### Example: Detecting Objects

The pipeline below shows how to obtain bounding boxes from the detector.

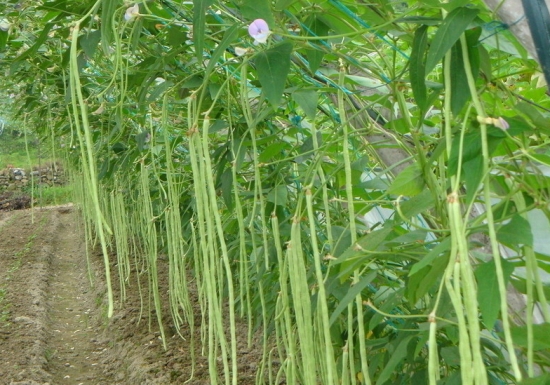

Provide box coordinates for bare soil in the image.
[0,207,263,385]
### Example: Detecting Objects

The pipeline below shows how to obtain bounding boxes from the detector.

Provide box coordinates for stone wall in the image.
[0,162,67,192]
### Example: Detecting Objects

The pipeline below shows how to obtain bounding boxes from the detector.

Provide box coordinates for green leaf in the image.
[497,214,533,248]
[519,373,550,385]
[275,0,300,10]
[410,25,428,110]
[0,30,8,52]
[147,81,173,103]
[510,323,550,351]
[220,168,233,210]
[101,0,118,55]
[259,141,289,162]
[463,154,483,204]
[440,346,461,366]
[375,336,415,385]
[14,23,54,62]
[238,0,274,25]
[406,240,450,304]
[399,189,435,219]
[531,153,550,167]
[193,0,215,61]
[516,102,550,135]
[475,258,514,329]
[409,238,451,276]
[255,41,293,107]
[387,163,425,196]
[266,185,288,206]
[333,226,392,266]
[329,271,376,326]
[425,7,479,74]
[292,90,318,119]
[79,30,101,58]
[305,15,329,73]
[449,27,481,115]
[331,226,352,258]
[205,24,239,79]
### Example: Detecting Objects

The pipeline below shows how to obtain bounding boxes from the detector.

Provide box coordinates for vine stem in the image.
[459,34,522,382]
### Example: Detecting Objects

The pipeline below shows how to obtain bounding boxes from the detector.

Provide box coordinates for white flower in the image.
[477,116,509,130]
[494,116,509,130]
[234,47,248,56]
[248,19,271,45]
[0,19,10,32]
[124,4,140,21]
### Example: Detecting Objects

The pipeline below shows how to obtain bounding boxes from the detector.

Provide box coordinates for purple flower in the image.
[248,19,270,44]
[495,117,509,130]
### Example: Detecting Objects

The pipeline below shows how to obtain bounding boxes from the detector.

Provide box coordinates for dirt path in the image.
[46,208,111,384]
[0,207,115,385]
[0,207,263,385]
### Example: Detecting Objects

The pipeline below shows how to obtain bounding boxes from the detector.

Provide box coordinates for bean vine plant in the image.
[1,0,550,384]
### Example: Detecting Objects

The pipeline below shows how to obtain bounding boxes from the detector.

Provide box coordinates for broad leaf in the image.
[305,15,330,73]
[255,41,293,107]
[425,7,479,74]
[387,163,425,196]
[238,0,275,25]
[497,214,533,248]
[266,185,288,206]
[510,323,550,351]
[449,27,481,116]
[80,30,101,58]
[193,0,215,61]
[399,189,435,219]
[375,336,415,385]
[292,90,318,119]
[519,374,550,385]
[410,25,428,110]
[329,271,376,326]
[475,258,514,329]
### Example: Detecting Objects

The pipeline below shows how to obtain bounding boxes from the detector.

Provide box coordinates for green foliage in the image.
[1,0,550,383]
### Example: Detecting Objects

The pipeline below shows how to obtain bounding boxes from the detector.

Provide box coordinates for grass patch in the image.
[26,185,73,207]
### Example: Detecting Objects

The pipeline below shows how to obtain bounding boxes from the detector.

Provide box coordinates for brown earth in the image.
[0,207,264,385]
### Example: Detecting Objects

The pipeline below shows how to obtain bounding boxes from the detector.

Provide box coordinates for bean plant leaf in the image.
[0,30,7,52]
[193,0,216,61]
[519,373,550,385]
[449,27,481,116]
[406,240,450,304]
[410,25,428,110]
[80,30,101,58]
[292,90,318,119]
[100,0,118,55]
[475,258,514,329]
[399,189,435,219]
[14,23,54,62]
[329,271,376,326]
[238,0,275,25]
[220,168,233,210]
[375,336,415,385]
[515,101,550,134]
[425,7,479,74]
[255,41,293,107]
[205,24,239,79]
[266,185,288,206]
[510,323,550,351]
[497,214,533,248]
[387,163,425,196]
[305,15,330,73]
[463,154,483,204]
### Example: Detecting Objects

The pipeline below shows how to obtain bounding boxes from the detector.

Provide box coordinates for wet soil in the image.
[0,207,263,385]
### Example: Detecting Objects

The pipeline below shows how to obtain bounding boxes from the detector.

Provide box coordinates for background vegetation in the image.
[1,0,550,384]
